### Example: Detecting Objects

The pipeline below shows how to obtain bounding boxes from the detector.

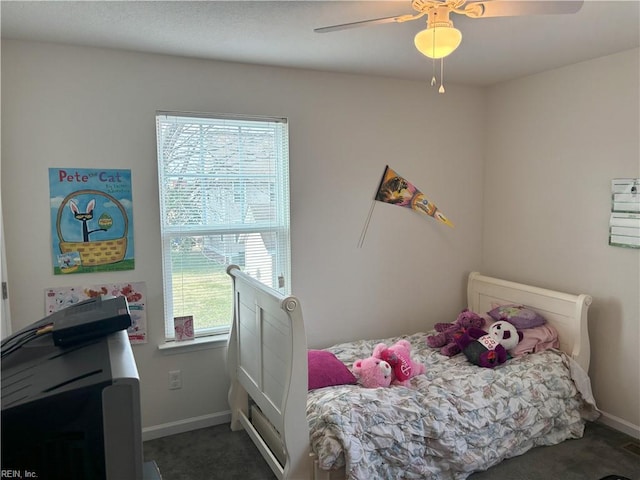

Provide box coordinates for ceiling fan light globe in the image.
[414,26,462,59]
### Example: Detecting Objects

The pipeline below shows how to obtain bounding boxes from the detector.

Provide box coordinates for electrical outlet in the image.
[168,370,182,390]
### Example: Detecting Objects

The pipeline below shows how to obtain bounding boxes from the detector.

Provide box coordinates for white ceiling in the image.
[1,0,639,87]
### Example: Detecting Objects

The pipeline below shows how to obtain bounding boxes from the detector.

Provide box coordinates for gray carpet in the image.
[143,421,639,480]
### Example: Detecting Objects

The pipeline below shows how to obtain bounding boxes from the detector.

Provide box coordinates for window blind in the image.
[156,112,291,339]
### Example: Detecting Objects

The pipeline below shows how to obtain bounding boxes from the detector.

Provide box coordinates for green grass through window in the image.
[171,259,233,330]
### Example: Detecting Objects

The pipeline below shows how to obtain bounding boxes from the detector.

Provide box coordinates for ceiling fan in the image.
[315,0,584,92]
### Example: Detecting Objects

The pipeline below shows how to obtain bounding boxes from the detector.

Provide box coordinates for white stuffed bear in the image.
[488,320,521,351]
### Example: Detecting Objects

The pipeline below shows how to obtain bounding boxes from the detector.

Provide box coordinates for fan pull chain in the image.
[431,59,437,86]
[428,58,446,93]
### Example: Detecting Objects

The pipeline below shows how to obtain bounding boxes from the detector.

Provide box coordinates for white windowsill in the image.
[158,334,229,355]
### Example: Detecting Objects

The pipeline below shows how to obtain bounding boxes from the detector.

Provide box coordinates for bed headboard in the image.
[467,272,592,372]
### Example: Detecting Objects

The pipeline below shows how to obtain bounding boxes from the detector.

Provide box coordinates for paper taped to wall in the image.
[610,178,640,248]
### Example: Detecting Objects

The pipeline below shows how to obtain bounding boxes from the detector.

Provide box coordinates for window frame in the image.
[155,111,291,341]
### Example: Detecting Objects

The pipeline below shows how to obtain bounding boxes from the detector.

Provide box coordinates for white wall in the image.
[484,48,640,434]
[1,40,485,432]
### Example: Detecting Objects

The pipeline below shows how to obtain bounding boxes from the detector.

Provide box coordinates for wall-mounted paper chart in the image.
[609,178,640,249]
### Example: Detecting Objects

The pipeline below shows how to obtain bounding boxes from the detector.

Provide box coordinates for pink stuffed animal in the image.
[426,309,486,357]
[373,340,426,386]
[352,356,393,388]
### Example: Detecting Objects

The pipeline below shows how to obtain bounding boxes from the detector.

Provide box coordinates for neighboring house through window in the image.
[156,112,291,340]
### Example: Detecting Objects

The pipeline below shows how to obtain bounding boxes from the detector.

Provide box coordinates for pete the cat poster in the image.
[49,168,135,275]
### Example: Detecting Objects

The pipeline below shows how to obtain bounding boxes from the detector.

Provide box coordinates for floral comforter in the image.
[307,332,598,480]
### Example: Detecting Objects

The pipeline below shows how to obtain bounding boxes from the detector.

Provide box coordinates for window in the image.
[156,112,291,340]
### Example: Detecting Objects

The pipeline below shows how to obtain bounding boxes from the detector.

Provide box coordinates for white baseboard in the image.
[142,409,640,443]
[142,411,231,442]
[597,410,640,439]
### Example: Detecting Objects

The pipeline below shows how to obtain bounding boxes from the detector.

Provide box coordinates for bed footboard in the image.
[226,265,312,479]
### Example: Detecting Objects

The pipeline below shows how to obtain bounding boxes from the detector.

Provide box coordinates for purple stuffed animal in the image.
[426,309,486,356]
[455,321,523,368]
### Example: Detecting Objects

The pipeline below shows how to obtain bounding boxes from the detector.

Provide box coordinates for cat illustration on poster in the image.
[69,198,106,242]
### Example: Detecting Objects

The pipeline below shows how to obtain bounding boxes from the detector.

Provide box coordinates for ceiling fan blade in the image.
[465,0,584,18]
[314,13,416,33]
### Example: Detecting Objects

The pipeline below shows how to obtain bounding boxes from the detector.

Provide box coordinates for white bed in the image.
[225,267,595,480]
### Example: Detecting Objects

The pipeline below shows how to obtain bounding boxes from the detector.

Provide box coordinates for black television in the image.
[1,296,144,480]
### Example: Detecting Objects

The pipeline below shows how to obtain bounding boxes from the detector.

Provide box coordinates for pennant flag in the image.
[374,165,454,228]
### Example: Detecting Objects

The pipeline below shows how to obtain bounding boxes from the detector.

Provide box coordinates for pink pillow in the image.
[308,350,357,390]
[510,324,559,356]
